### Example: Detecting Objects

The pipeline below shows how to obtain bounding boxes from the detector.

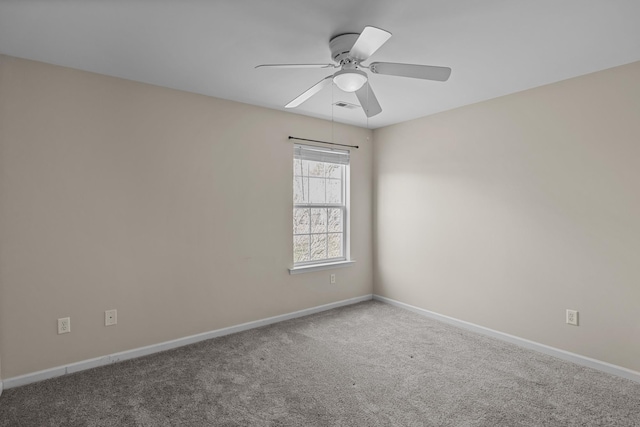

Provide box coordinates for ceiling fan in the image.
[256,26,451,118]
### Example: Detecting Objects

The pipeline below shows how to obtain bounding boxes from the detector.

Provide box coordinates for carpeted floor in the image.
[1,300,639,426]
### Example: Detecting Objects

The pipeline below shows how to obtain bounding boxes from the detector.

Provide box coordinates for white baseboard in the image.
[373,295,640,384]
[0,379,3,397]
[3,294,373,390]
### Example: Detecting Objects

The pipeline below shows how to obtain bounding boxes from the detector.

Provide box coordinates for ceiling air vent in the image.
[333,101,360,110]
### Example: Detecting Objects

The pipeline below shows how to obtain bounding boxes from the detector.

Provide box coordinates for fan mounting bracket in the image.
[329,33,360,64]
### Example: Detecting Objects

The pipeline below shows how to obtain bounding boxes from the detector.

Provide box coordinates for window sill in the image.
[288,260,356,275]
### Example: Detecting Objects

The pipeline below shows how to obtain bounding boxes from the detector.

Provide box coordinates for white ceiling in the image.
[1,1,639,129]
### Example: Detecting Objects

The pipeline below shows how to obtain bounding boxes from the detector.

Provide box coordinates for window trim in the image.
[288,260,356,275]
[292,143,351,269]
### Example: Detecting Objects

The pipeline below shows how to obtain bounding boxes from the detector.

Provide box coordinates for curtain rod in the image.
[288,136,359,149]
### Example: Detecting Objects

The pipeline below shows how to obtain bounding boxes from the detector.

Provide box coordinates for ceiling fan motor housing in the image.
[329,33,360,64]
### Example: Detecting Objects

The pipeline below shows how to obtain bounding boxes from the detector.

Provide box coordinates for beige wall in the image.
[2,53,638,382]
[373,61,640,372]
[0,55,373,379]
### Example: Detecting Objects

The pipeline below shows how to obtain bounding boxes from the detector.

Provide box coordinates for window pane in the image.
[328,233,343,259]
[310,234,327,260]
[294,235,310,263]
[309,177,326,204]
[328,208,342,232]
[326,178,342,204]
[310,208,327,233]
[308,161,324,177]
[326,163,342,179]
[294,159,308,177]
[293,208,310,234]
[294,176,309,203]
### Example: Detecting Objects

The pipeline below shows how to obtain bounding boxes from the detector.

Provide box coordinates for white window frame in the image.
[290,144,354,274]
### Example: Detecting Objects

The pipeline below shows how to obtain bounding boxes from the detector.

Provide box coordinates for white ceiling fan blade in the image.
[285,76,333,108]
[255,64,335,69]
[355,82,382,117]
[369,62,452,81]
[349,26,392,62]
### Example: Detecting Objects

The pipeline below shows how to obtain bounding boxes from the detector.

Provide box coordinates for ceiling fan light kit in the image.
[332,69,367,92]
[257,26,451,118]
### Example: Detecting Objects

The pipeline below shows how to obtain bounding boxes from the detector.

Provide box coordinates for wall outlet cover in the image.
[105,309,117,326]
[58,317,71,334]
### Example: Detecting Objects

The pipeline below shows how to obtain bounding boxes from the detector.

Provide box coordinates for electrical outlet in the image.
[58,317,71,334]
[105,309,117,326]
[566,309,579,326]
[330,274,336,284]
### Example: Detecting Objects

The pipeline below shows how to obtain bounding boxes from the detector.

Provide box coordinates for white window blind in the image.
[293,144,350,165]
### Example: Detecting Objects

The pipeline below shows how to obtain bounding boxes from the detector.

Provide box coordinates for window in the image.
[293,144,349,267]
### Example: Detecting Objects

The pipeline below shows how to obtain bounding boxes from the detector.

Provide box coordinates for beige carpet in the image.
[1,300,639,426]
